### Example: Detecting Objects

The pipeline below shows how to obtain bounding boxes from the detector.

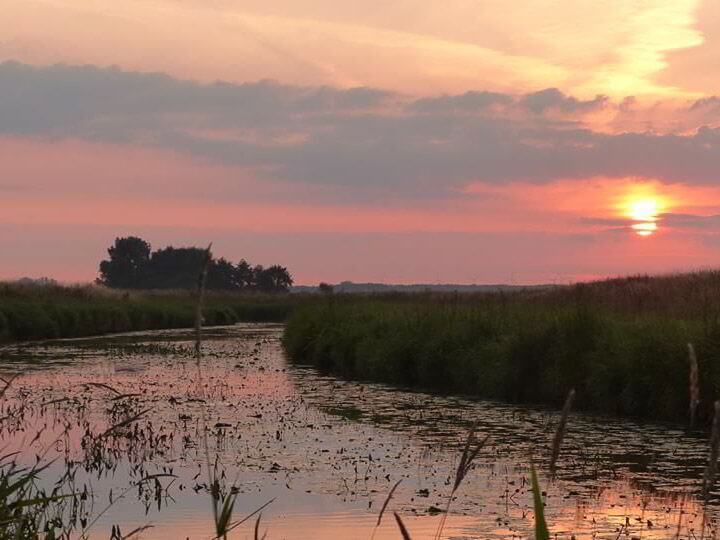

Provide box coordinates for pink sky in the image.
[2,1,720,284]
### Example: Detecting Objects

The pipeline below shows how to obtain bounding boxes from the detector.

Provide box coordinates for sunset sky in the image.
[2,0,720,284]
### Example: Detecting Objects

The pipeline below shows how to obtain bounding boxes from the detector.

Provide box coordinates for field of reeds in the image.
[0,281,307,343]
[283,270,720,423]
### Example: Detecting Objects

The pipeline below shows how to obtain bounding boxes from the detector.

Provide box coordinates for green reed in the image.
[0,282,306,343]
[284,295,720,423]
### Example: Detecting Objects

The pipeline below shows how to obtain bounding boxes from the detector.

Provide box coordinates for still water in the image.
[0,324,717,539]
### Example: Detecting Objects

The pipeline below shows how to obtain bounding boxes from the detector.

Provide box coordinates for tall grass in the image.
[284,275,720,422]
[0,282,308,343]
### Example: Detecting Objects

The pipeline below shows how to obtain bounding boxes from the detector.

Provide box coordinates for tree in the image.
[97,237,293,292]
[145,247,209,289]
[236,259,255,289]
[255,265,293,293]
[98,237,151,289]
[206,257,241,290]
[318,282,334,294]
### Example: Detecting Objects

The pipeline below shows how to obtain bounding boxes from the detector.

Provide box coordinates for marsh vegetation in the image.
[284,271,720,423]
[0,282,303,342]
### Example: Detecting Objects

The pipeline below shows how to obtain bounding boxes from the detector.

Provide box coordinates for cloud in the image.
[2,61,720,198]
[407,87,608,116]
[581,212,720,235]
[520,88,608,114]
[0,61,392,131]
[661,213,720,229]
[690,96,720,111]
[408,91,513,114]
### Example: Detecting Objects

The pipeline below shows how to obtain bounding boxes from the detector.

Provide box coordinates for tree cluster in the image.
[98,237,293,292]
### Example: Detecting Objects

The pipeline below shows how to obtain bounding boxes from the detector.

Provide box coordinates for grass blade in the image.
[702,401,720,502]
[531,464,549,540]
[98,408,152,439]
[394,512,413,540]
[550,389,575,477]
[377,479,402,527]
[371,479,402,540]
[122,525,154,539]
[689,344,700,428]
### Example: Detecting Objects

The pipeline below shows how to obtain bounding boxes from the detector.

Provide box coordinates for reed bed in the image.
[0,282,307,343]
[283,291,720,423]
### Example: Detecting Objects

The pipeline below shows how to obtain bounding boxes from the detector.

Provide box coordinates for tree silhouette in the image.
[145,247,209,289]
[318,282,334,294]
[98,237,151,289]
[207,258,242,290]
[236,259,255,289]
[255,265,293,293]
[98,237,293,292]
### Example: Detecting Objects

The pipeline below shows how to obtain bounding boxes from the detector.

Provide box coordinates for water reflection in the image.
[0,325,717,539]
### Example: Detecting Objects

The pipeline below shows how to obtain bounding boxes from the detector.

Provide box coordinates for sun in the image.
[620,189,668,237]
[628,198,661,222]
[627,198,662,237]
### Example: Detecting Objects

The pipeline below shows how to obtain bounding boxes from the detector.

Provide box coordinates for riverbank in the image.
[0,282,305,342]
[283,271,720,423]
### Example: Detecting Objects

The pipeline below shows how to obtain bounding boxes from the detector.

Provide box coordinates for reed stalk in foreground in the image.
[394,512,413,540]
[371,479,402,540]
[254,513,267,540]
[689,344,700,428]
[434,424,488,540]
[550,389,575,477]
[109,524,154,539]
[190,243,229,538]
[194,244,213,360]
[530,465,550,540]
[189,244,277,539]
[702,401,720,503]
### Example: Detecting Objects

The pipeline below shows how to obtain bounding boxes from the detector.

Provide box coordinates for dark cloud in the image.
[582,213,720,234]
[408,91,513,114]
[520,88,608,114]
[690,96,720,111]
[2,61,720,196]
[580,217,631,227]
[660,213,720,229]
[407,88,606,116]
[0,61,392,134]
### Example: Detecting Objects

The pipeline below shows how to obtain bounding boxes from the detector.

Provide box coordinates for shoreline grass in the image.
[283,271,720,424]
[0,282,306,343]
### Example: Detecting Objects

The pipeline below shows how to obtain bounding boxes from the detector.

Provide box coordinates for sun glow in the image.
[631,221,658,237]
[622,192,667,237]
[628,198,661,222]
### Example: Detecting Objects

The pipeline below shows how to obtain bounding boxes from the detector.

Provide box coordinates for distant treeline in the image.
[292,281,554,294]
[98,237,292,292]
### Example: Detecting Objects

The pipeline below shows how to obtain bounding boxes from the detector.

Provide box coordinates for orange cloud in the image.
[0,0,708,99]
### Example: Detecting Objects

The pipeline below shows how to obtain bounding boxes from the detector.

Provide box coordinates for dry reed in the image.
[371,479,402,540]
[530,464,550,540]
[689,344,700,428]
[434,424,488,540]
[702,401,720,503]
[394,512,413,540]
[194,244,213,359]
[550,389,575,477]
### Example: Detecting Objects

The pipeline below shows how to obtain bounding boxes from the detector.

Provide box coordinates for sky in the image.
[2,0,720,285]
